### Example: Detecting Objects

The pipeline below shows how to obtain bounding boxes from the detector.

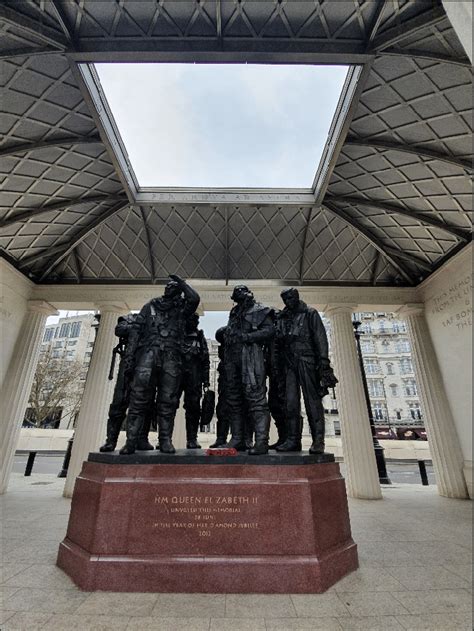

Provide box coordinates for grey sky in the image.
[95,63,348,188]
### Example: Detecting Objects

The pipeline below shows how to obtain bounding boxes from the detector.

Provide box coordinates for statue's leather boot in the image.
[137,439,154,451]
[276,415,301,452]
[249,413,270,455]
[100,419,121,451]
[137,415,154,450]
[160,439,176,454]
[99,441,116,452]
[308,416,325,455]
[248,442,268,456]
[209,437,227,448]
[226,438,247,451]
[276,439,302,452]
[309,441,325,455]
[186,417,201,449]
[186,439,201,449]
[159,417,176,454]
[227,416,247,451]
[119,414,141,455]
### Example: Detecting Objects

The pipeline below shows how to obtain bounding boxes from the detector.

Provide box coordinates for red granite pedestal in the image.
[57,451,358,593]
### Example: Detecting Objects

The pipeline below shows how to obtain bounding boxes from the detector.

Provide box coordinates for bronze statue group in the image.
[100,275,338,457]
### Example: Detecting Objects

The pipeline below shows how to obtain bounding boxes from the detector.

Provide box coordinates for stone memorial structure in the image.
[57,279,356,593]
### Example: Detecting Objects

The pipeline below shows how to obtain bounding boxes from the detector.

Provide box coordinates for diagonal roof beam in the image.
[0,135,102,159]
[383,245,433,272]
[72,248,82,283]
[298,206,313,285]
[48,0,76,44]
[345,137,473,172]
[371,251,382,286]
[139,206,155,283]
[381,48,472,68]
[322,202,417,285]
[0,4,69,50]
[0,195,127,229]
[325,195,471,242]
[371,5,446,52]
[313,61,374,204]
[365,0,390,48]
[37,200,131,281]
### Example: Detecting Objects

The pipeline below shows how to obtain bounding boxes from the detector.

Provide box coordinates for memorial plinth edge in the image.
[57,457,357,593]
[88,449,335,465]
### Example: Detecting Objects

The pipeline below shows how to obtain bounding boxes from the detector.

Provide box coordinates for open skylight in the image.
[95,63,349,189]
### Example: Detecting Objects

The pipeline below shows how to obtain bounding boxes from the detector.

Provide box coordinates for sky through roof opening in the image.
[95,63,349,189]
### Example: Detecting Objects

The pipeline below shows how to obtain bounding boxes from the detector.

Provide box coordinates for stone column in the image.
[398,304,468,498]
[0,300,57,494]
[325,305,382,499]
[63,303,127,498]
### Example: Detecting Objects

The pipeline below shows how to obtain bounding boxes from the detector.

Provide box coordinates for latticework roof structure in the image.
[1,0,471,286]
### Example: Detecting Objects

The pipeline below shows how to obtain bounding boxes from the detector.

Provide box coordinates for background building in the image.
[25,313,97,429]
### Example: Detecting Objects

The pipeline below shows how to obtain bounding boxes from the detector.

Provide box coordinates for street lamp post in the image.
[353,320,392,485]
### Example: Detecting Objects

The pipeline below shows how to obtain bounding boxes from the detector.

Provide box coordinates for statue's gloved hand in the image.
[168,274,184,287]
[320,365,338,389]
[203,382,210,392]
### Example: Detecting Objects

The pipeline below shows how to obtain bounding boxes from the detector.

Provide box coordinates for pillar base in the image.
[57,451,358,593]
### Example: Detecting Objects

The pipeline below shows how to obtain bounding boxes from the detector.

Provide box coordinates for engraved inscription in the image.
[428,273,472,331]
[152,494,259,537]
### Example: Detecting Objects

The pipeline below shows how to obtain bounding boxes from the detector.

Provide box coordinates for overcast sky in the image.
[95,63,348,188]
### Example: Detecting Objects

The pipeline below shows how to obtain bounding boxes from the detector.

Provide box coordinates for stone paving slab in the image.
[0,473,472,630]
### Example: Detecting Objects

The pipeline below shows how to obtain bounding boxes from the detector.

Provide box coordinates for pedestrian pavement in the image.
[1,473,472,630]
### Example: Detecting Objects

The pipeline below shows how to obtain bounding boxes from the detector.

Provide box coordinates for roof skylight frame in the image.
[77,61,365,205]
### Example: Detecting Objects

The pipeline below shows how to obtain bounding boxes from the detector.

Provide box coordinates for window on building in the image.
[389,384,399,397]
[365,359,380,374]
[400,358,413,374]
[378,320,387,333]
[361,339,375,354]
[59,322,71,338]
[54,327,59,338]
[361,322,372,334]
[372,401,385,420]
[67,340,77,346]
[54,341,63,349]
[43,328,54,342]
[409,403,422,420]
[395,409,402,420]
[368,379,384,397]
[381,340,390,353]
[396,339,411,353]
[386,362,395,375]
[403,379,418,396]
[70,321,82,337]
[52,350,60,358]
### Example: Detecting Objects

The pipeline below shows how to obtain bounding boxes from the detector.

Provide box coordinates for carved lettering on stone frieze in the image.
[427,273,472,331]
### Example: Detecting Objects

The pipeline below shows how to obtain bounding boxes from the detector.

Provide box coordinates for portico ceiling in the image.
[0,0,472,287]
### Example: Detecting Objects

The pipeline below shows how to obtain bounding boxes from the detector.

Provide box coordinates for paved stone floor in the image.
[1,473,472,630]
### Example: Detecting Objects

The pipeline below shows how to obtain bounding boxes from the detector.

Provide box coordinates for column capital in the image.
[396,303,425,318]
[94,301,129,314]
[26,300,58,316]
[324,304,357,318]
